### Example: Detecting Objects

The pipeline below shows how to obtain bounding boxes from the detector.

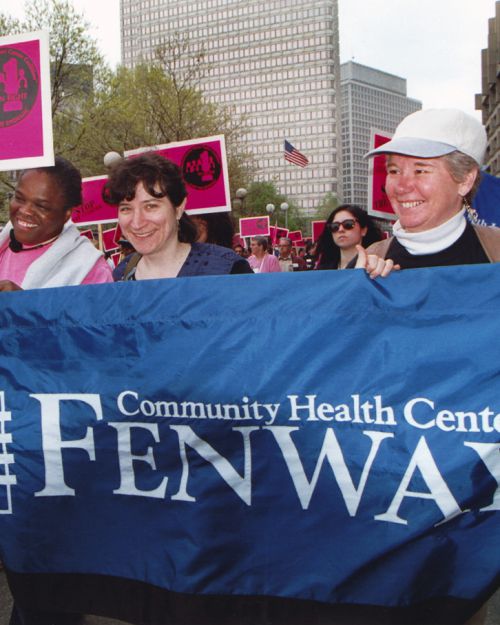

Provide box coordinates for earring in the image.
[462,196,479,225]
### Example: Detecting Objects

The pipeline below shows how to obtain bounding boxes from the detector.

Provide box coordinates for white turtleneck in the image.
[392,209,467,256]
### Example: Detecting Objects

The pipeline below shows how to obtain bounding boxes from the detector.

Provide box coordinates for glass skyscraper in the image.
[120,0,342,213]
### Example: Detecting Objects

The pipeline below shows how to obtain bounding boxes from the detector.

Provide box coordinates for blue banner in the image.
[0,267,499,622]
[473,171,500,227]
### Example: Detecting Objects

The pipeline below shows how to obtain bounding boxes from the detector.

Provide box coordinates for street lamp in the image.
[232,187,247,211]
[266,203,275,217]
[280,202,289,229]
[103,151,123,170]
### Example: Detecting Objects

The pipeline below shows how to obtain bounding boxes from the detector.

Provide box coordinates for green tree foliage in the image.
[23,0,106,118]
[77,33,254,184]
[314,192,340,220]
[77,61,253,183]
[0,4,253,220]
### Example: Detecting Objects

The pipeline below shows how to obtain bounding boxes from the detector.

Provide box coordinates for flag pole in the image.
[283,137,288,230]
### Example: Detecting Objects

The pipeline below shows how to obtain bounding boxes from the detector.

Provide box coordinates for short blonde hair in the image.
[442,151,481,201]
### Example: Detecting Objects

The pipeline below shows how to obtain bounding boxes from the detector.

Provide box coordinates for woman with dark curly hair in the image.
[103,153,251,280]
[316,204,383,270]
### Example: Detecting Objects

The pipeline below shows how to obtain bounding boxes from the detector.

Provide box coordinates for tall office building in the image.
[476,0,499,175]
[120,0,342,213]
[340,61,421,211]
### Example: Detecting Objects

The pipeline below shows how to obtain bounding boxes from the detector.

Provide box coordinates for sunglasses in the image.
[328,219,358,233]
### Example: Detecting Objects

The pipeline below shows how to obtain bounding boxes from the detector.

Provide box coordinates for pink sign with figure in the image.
[0,30,54,171]
[239,216,270,238]
[72,176,118,226]
[367,129,396,220]
[125,135,231,215]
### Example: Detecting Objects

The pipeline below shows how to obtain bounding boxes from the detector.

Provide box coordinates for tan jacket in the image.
[366,225,500,263]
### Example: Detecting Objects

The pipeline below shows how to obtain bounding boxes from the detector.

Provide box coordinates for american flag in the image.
[284,140,309,167]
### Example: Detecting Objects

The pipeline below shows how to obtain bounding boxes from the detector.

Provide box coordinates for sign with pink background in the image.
[102,227,120,252]
[72,176,118,226]
[239,216,270,238]
[269,226,289,245]
[125,136,231,215]
[288,230,303,243]
[367,129,396,220]
[311,221,326,242]
[0,31,54,171]
[79,229,94,241]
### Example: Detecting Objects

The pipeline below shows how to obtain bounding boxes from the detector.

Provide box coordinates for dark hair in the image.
[316,204,383,269]
[103,152,197,244]
[22,156,82,209]
[195,212,235,248]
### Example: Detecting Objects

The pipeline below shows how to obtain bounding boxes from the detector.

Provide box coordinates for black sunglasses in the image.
[328,219,358,233]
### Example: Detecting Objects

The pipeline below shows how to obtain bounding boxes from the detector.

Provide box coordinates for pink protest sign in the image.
[239,216,270,238]
[288,230,303,243]
[0,30,54,171]
[79,229,94,241]
[102,227,119,252]
[269,226,289,245]
[312,221,326,242]
[72,176,118,226]
[113,225,123,246]
[125,135,231,215]
[367,129,396,220]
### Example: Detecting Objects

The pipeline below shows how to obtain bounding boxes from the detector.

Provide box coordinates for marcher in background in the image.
[316,205,383,270]
[303,240,318,269]
[278,237,307,271]
[247,236,281,273]
[233,243,247,258]
[104,153,251,280]
[0,157,112,291]
[362,108,500,268]
[191,212,235,249]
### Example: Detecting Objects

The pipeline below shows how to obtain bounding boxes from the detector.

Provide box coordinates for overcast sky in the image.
[4,0,496,117]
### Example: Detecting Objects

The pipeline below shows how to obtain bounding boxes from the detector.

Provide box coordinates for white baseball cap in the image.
[365,108,487,166]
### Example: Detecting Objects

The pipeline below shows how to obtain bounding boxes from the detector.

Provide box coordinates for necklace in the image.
[9,229,60,253]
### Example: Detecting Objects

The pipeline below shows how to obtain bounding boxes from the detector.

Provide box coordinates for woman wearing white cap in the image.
[362,108,500,268]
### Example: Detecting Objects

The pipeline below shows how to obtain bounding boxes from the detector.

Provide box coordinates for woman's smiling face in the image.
[10,170,72,245]
[385,154,475,232]
[118,182,184,256]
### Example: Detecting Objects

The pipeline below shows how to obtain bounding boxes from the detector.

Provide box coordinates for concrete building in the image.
[340,61,421,210]
[476,1,500,175]
[120,0,342,213]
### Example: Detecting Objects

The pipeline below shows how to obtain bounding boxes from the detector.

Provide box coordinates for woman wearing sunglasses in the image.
[316,204,383,270]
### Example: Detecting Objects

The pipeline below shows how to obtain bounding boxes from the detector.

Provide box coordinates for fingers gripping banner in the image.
[0,267,498,624]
